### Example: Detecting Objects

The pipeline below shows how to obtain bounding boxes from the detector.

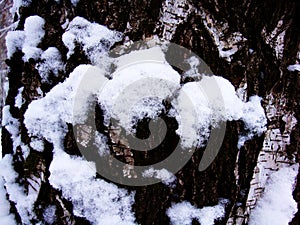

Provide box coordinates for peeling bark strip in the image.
[156,0,193,40]
[1,0,299,225]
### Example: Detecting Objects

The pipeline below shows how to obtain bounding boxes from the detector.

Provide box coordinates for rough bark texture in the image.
[1,0,299,224]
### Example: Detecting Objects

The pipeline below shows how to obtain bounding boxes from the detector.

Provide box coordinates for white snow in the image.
[172,75,266,148]
[62,16,123,67]
[26,21,265,154]
[10,0,32,17]
[29,138,44,152]
[24,65,105,144]
[24,64,136,224]
[166,199,228,225]
[97,46,264,150]
[5,30,25,58]
[287,64,300,72]
[2,106,21,153]
[142,167,176,187]
[0,176,16,225]
[238,96,267,148]
[94,131,110,156]
[19,17,268,224]
[43,205,56,225]
[61,32,75,57]
[14,87,24,108]
[6,15,45,61]
[171,81,212,148]
[22,15,45,61]
[36,47,64,83]
[2,106,30,158]
[49,151,136,225]
[24,16,45,47]
[0,155,39,224]
[249,164,299,225]
[98,50,181,131]
[115,46,167,70]
[61,18,69,29]
[22,46,43,61]
[183,56,201,78]
[70,0,80,6]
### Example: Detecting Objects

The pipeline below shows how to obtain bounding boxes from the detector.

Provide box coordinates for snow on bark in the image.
[49,151,136,225]
[5,15,45,61]
[167,199,229,225]
[287,64,300,72]
[242,93,298,223]
[142,167,176,187]
[10,0,31,17]
[24,64,136,224]
[14,86,24,108]
[196,9,247,62]
[36,47,64,83]
[157,0,193,40]
[261,20,286,59]
[248,164,299,225]
[5,30,25,59]
[0,176,16,225]
[0,155,40,224]
[2,2,298,224]
[62,16,123,68]
[22,15,45,61]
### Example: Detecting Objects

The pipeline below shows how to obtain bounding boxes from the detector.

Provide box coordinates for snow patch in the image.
[183,56,201,78]
[0,155,38,224]
[5,31,25,58]
[22,15,45,61]
[24,61,136,224]
[0,176,16,225]
[167,199,228,225]
[287,64,300,72]
[14,87,24,108]
[2,106,20,153]
[49,152,136,225]
[24,65,106,145]
[142,168,176,187]
[5,15,45,61]
[96,47,266,149]
[36,47,64,83]
[29,138,44,152]
[2,106,30,158]
[43,205,56,225]
[94,132,110,156]
[70,0,80,6]
[98,54,180,131]
[24,16,45,47]
[249,164,299,225]
[62,16,123,68]
[172,76,266,148]
[238,96,267,148]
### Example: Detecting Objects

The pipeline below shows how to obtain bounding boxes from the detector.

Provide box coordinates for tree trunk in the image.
[1,0,299,225]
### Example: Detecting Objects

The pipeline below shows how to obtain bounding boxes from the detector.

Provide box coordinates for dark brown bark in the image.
[2,0,299,224]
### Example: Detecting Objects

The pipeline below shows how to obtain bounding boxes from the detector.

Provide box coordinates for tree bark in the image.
[1,0,299,225]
